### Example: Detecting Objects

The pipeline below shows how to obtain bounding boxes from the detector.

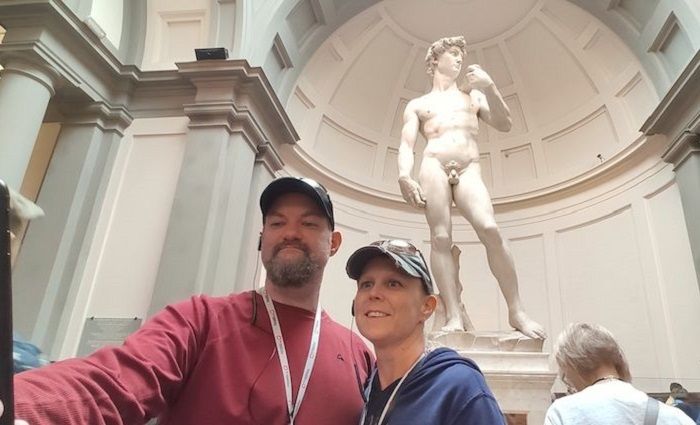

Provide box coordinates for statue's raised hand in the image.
[398,177,426,209]
[465,64,494,90]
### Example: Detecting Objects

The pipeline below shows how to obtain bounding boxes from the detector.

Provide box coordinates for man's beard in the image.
[265,243,321,288]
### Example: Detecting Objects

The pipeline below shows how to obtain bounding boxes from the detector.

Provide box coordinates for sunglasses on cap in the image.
[346,239,434,294]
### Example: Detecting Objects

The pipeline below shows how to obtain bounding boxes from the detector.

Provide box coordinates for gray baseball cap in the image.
[260,177,335,229]
[346,240,434,294]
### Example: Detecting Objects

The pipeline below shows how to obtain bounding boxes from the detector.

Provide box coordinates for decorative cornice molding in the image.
[176,60,297,175]
[286,132,660,210]
[661,112,700,169]
[177,60,299,145]
[256,142,286,173]
[182,101,266,152]
[640,49,700,169]
[641,50,700,134]
[0,1,300,152]
[60,101,134,136]
[0,0,129,95]
[1,56,63,95]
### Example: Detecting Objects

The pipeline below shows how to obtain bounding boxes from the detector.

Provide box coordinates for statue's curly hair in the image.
[425,36,467,76]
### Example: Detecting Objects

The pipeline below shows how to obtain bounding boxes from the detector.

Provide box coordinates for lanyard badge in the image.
[261,287,322,424]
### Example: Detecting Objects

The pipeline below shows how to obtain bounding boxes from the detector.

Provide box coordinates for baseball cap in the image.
[346,239,434,294]
[260,177,335,229]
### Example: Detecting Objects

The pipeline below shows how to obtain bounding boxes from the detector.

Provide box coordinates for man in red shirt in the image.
[8,176,372,425]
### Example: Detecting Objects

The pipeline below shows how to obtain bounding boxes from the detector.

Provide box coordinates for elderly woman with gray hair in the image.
[545,323,694,425]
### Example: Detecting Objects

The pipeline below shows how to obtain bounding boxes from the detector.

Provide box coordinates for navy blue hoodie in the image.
[362,347,506,425]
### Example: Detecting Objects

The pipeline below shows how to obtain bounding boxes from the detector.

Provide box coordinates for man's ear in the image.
[329,230,342,256]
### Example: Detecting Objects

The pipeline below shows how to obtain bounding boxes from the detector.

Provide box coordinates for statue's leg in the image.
[418,158,464,332]
[452,164,547,339]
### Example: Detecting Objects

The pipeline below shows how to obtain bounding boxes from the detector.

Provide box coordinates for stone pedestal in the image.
[430,331,556,424]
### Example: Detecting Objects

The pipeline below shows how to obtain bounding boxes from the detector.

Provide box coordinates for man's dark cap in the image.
[260,177,335,229]
[346,240,434,294]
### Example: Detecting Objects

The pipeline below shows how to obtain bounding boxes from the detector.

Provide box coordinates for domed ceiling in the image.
[285,0,658,204]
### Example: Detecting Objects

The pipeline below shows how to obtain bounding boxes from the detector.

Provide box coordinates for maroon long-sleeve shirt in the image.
[15,292,372,424]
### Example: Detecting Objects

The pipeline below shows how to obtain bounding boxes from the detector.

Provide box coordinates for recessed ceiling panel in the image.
[383,147,399,184]
[287,0,321,46]
[616,0,660,31]
[483,45,513,87]
[383,0,539,44]
[304,43,342,94]
[389,98,410,141]
[506,19,598,126]
[657,20,694,79]
[330,26,412,131]
[502,143,536,183]
[584,29,635,82]
[404,52,431,93]
[287,88,315,145]
[542,107,617,176]
[315,117,377,178]
[617,73,655,131]
[288,0,658,199]
[479,153,493,191]
[336,8,381,50]
[541,0,591,38]
[501,94,528,137]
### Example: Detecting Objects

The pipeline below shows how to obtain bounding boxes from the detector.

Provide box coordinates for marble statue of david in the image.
[398,36,546,339]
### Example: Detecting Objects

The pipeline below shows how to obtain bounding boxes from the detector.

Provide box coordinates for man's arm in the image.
[397,100,426,209]
[13,297,208,424]
[465,65,512,132]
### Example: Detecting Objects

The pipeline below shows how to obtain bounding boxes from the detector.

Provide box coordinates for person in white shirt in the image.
[545,323,694,425]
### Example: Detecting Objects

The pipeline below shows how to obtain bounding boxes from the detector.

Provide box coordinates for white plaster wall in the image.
[295,137,700,393]
[277,3,700,393]
[57,117,188,358]
[141,0,211,70]
[89,0,123,49]
[37,0,699,394]
[287,0,663,203]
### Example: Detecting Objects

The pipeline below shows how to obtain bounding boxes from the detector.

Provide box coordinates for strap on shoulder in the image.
[644,397,660,425]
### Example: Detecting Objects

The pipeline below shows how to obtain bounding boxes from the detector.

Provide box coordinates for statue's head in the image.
[425,36,467,76]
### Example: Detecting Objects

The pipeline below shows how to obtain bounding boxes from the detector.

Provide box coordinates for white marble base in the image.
[429,331,556,424]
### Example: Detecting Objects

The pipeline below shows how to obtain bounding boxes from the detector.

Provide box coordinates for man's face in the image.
[434,46,463,79]
[354,256,435,348]
[261,192,339,288]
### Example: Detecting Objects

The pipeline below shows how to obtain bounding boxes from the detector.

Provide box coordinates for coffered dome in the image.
[285,0,658,204]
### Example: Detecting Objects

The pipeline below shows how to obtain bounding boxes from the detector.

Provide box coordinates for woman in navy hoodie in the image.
[346,240,506,425]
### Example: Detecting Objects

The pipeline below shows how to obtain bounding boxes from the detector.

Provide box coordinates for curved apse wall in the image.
[286,0,658,202]
[282,0,700,392]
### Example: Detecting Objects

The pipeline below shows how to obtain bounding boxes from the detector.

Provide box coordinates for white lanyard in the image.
[359,353,426,425]
[261,287,322,425]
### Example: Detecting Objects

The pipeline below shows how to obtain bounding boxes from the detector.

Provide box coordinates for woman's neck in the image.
[374,332,426,389]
